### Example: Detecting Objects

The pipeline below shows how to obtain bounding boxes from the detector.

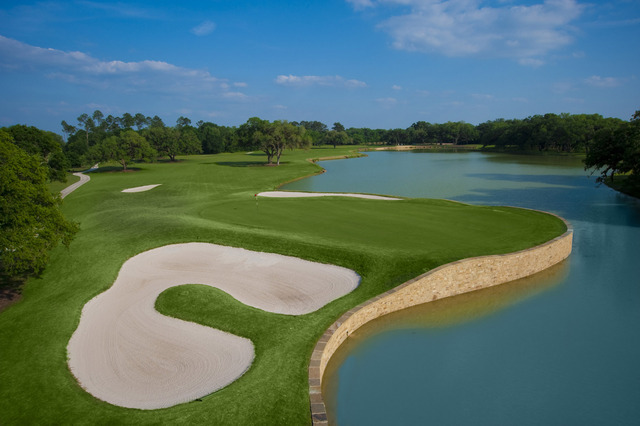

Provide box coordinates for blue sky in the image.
[0,0,638,133]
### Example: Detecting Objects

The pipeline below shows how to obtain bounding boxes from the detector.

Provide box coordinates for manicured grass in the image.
[0,147,566,425]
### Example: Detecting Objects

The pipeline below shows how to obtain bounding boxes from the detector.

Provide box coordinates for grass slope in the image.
[0,148,566,425]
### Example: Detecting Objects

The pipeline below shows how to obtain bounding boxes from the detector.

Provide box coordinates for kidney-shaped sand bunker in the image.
[67,243,360,409]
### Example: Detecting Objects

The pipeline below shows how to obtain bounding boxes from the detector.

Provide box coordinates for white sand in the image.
[67,243,359,409]
[257,191,401,200]
[121,184,162,193]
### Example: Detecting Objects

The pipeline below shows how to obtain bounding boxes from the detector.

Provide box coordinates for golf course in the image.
[0,147,568,424]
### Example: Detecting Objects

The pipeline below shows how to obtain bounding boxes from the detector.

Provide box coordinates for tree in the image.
[147,126,202,161]
[120,112,135,130]
[176,116,192,129]
[148,115,165,129]
[198,122,225,154]
[134,113,148,130]
[254,120,311,165]
[584,111,640,183]
[0,130,79,276]
[93,130,156,170]
[61,120,77,142]
[76,113,95,148]
[4,125,69,182]
[332,122,345,133]
[324,130,350,148]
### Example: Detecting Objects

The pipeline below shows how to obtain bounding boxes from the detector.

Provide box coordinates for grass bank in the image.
[0,147,566,425]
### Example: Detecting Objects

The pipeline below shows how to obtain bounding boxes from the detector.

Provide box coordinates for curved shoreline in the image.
[308,221,573,425]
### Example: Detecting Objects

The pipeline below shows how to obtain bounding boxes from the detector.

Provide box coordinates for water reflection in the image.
[323,260,570,424]
[283,151,640,425]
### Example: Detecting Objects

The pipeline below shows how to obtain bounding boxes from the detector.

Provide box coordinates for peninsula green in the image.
[0,148,566,425]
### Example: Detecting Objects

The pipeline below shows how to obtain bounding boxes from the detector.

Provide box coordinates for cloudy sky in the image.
[0,0,638,133]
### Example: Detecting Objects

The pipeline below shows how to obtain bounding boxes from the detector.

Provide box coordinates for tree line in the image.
[55,110,633,171]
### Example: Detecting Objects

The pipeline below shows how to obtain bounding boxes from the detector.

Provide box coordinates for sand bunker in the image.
[258,191,401,200]
[122,184,162,193]
[67,243,359,409]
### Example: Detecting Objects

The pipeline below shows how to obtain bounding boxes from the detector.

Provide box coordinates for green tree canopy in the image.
[3,125,69,182]
[324,130,351,148]
[585,110,640,184]
[89,130,156,170]
[0,130,78,276]
[254,120,311,165]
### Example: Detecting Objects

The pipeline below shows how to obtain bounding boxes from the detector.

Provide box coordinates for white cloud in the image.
[233,82,248,87]
[0,34,232,97]
[584,75,621,88]
[392,84,402,90]
[376,97,398,107]
[472,93,494,100]
[345,0,375,10]
[78,1,162,19]
[350,0,584,65]
[191,20,216,36]
[552,81,574,94]
[519,58,545,67]
[275,74,367,88]
[222,91,249,100]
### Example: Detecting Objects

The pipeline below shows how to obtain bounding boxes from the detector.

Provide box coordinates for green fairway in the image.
[0,147,566,425]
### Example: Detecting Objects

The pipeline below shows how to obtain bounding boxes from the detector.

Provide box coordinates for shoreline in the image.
[308,220,573,425]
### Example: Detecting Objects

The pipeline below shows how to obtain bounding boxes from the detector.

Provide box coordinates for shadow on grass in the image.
[213,161,292,167]
[156,158,188,164]
[0,274,26,312]
[91,166,143,173]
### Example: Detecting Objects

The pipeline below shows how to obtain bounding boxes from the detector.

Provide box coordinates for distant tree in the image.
[120,112,135,130]
[102,115,120,134]
[299,121,328,133]
[134,113,148,130]
[585,110,640,183]
[93,130,156,170]
[176,116,192,129]
[383,128,408,145]
[324,130,350,148]
[0,130,79,276]
[76,113,95,148]
[332,122,345,133]
[198,122,231,154]
[254,120,311,165]
[238,117,270,151]
[92,110,104,128]
[148,115,165,129]
[61,120,77,142]
[148,126,202,161]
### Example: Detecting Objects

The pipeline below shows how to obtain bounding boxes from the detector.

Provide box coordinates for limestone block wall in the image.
[308,225,573,425]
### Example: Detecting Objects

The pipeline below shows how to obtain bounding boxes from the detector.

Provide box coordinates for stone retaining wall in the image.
[308,225,573,425]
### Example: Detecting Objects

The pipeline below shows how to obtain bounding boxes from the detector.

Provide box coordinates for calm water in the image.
[283,151,640,425]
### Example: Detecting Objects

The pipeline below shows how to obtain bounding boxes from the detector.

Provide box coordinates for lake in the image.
[282,150,640,425]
